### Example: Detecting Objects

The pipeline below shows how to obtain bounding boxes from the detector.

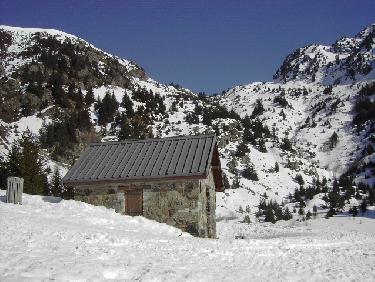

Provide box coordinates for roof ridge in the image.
[90,134,216,146]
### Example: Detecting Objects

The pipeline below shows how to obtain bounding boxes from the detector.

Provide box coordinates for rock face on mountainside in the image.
[274,24,375,84]
[0,24,374,220]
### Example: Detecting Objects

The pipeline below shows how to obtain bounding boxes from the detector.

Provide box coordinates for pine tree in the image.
[352,206,358,217]
[245,205,251,213]
[77,108,92,131]
[258,138,267,153]
[280,137,293,152]
[97,91,119,125]
[295,174,304,187]
[228,157,238,175]
[232,172,240,189]
[325,208,336,218]
[51,166,63,197]
[18,130,48,195]
[274,162,279,173]
[6,130,49,195]
[251,99,265,118]
[329,132,339,149]
[242,215,251,224]
[222,173,231,190]
[130,112,153,139]
[360,198,367,214]
[52,82,70,108]
[306,210,312,220]
[264,206,276,223]
[242,162,259,181]
[118,116,133,140]
[283,207,293,220]
[273,201,283,221]
[279,109,286,120]
[5,143,22,177]
[235,142,250,158]
[238,205,244,213]
[298,206,305,216]
[84,87,95,107]
[67,83,76,100]
[121,93,135,118]
[75,89,84,110]
[0,155,6,186]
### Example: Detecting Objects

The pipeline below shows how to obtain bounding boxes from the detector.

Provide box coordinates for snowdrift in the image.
[1,191,375,281]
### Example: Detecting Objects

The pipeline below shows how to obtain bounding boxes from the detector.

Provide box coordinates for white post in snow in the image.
[6,177,24,204]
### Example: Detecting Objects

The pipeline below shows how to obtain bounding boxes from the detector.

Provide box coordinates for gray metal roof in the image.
[63,134,217,184]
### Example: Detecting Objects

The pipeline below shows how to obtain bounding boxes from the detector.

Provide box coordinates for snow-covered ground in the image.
[1,191,375,281]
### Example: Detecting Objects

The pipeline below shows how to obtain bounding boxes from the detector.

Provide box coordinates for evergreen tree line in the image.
[353,83,375,129]
[185,101,241,126]
[288,173,374,218]
[240,114,271,154]
[39,84,94,161]
[273,95,290,108]
[255,199,293,223]
[185,98,276,155]
[227,157,259,187]
[96,89,166,140]
[0,130,69,198]
[132,88,166,116]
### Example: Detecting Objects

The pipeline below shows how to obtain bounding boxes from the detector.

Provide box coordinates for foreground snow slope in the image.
[1,191,375,281]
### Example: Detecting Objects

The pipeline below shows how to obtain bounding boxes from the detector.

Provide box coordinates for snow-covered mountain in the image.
[274,23,375,84]
[217,23,375,217]
[0,24,374,221]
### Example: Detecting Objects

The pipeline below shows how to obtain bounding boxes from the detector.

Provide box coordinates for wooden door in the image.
[125,190,143,216]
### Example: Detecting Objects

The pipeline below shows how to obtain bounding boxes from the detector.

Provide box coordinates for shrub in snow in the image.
[306,211,312,220]
[250,99,265,118]
[242,162,259,181]
[242,215,251,224]
[294,174,305,187]
[51,166,63,197]
[283,207,293,220]
[264,207,276,224]
[228,158,238,175]
[245,205,251,213]
[238,205,244,213]
[325,208,336,218]
[273,95,289,108]
[274,162,279,173]
[231,173,240,189]
[235,142,250,158]
[222,173,231,190]
[298,207,305,216]
[280,137,293,152]
[328,131,339,149]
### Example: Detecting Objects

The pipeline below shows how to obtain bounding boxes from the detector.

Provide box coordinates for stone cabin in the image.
[63,134,224,238]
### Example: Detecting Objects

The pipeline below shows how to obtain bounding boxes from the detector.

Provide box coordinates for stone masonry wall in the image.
[200,170,217,238]
[73,176,216,238]
[141,179,206,237]
[74,185,125,213]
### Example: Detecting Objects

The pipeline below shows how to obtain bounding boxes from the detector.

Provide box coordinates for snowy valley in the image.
[1,191,375,281]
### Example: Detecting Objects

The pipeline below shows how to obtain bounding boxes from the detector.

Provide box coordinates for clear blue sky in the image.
[1,0,374,93]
